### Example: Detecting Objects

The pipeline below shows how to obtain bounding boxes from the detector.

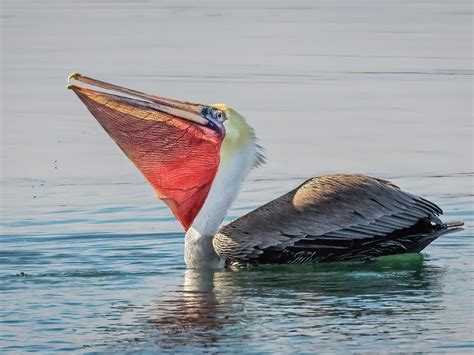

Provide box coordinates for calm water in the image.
[1,0,473,353]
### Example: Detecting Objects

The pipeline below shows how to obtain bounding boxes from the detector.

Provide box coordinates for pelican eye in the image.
[214,110,226,122]
[201,107,226,135]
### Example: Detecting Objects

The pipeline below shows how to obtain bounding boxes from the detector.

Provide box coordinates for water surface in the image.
[1,0,473,352]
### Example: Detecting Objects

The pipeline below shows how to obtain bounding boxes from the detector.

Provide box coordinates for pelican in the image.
[68,74,463,269]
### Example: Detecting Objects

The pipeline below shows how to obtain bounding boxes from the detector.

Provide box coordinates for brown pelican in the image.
[68,73,463,269]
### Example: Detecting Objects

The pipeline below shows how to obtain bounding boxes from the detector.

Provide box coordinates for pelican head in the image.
[68,74,264,232]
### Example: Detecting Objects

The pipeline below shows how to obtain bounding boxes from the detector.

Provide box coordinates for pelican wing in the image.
[213,174,445,264]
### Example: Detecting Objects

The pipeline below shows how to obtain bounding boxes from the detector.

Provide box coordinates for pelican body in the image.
[68,74,463,269]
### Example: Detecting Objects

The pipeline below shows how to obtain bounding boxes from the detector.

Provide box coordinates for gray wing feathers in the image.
[213,174,443,262]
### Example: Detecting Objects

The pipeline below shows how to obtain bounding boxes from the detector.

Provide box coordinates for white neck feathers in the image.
[184,107,264,268]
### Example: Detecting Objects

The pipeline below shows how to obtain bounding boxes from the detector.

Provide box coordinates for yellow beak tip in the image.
[68,72,82,83]
[67,84,77,90]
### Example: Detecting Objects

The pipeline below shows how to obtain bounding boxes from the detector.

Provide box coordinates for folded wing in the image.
[214,174,446,264]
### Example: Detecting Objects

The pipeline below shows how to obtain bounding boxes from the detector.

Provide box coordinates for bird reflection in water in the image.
[139,255,445,350]
[146,269,241,349]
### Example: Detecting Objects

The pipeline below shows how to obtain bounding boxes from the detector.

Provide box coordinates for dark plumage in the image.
[213,174,463,266]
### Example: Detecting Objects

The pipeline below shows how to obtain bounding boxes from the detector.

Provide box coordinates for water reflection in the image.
[147,270,229,349]
[137,255,445,351]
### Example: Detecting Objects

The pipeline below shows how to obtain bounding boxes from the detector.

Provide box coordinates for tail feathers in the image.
[406,220,464,253]
[443,220,465,230]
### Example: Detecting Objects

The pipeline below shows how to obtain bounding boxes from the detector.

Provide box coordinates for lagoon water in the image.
[1,0,473,352]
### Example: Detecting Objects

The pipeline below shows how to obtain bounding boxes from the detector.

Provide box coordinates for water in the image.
[1,0,473,352]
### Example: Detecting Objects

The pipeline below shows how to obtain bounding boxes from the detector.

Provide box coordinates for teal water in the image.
[1,0,473,353]
[1,176,473,352]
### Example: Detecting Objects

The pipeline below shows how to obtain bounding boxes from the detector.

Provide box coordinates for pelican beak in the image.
[68,73,224,230]
[68,73,208,127]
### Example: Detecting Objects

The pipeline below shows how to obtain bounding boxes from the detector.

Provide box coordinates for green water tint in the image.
[241,253,425,273]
